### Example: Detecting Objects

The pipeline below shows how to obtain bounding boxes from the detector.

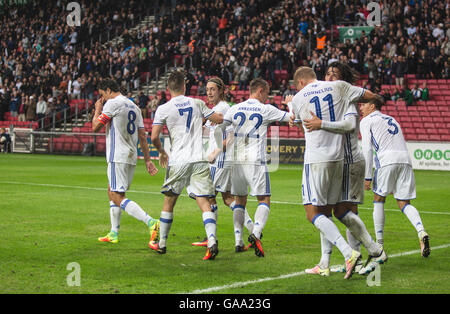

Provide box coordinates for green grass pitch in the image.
[0,154,449,294]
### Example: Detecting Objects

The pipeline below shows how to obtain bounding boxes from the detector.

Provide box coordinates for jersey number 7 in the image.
[178,107,193,133]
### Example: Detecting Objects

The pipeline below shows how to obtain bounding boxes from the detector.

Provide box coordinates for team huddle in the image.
[92,63,430,279]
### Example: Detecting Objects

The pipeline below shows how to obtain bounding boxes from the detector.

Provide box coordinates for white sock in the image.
[244,209,254,234]
[253,203,270,239]
[232,204,245,246]
[313,214,353,260]
[211,204,218,223]
[340,211,381,256]
[110,201,122,233]
[159,211,173,248]
[373,202,385,245]
[318,215,333,269]
[346,228,360,252]
[120,198,153,226]
[402,204,425,233]
[230,201,254,233]
[203,211,217,247]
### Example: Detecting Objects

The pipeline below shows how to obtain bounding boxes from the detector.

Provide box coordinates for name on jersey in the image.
[303,87,333,97]
[175,101,190,108]
[237,106,261,112]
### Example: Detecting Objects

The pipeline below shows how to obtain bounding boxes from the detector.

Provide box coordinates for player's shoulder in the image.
[215,100,231,111]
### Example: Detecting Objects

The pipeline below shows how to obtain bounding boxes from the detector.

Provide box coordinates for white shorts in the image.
[108,162,135,193]
[340,160,365,204]
[231,164,271,197]
[373,163,416,200]
[210,166,232,193]
[162,162,215,198]
[302,161,344,206]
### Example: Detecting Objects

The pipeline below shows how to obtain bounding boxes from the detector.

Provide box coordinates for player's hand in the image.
[289,113,296,127]
[158,151,169,168]
[283,95,293,104]
[208,148,222,164]
[94,97,105,112]
[303,111,322,132]
[146,160,158,176]
[364,180,372,191]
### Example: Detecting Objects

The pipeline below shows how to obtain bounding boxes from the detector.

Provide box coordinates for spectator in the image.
[402,84,415,107]
[26,95,37,121]
[0,127,12,153]
[237,59,251,91]
[149,94,159,119]
[421,82,429,101]
[36,95,47,121]
[18,93,27,122]
[411,83,423,101]
[9,90,20,118]
[138,91,149,119]
[391,87,402,102]
[0,93,7,120]
[392,55,407,87]
[197,80,206,96]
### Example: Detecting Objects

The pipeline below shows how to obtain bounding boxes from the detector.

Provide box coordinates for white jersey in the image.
[205,101,232,169]
[291,80,363,164]
[101,95,144,165]
[360,110,411,180]
[223,98,292,165]
[153,95,214,166]
[343,104,364,164]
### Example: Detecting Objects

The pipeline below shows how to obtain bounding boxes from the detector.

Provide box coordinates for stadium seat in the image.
[417,134,429,141]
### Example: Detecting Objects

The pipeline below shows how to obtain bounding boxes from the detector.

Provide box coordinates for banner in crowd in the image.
[137,137,162,160]
[267,139,306,164]
[407,142,450,171]
[338,26,374,43]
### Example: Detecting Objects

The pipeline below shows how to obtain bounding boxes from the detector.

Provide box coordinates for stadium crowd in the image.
[0,0,449,123]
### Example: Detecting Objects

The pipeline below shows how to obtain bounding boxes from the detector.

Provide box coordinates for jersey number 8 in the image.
[127,110,137,135]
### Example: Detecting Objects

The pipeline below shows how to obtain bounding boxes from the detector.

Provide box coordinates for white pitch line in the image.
[2,180,450,216]
[188,243,450,294]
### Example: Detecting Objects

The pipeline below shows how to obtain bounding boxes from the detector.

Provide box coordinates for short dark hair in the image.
[249,78,269,94]
[98,78,120,92]
[167,70,185,93]
[371,96,384,110]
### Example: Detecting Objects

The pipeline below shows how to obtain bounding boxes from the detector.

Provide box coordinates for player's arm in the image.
[360,118,374,190]
[209,119,232,163]
[150,124,168,169]
[138,128,158,176]
[150,108,169,168]
[359,89,384,104]
[92,97,108,132]
[196,98,224,125]
[304,104,358,133]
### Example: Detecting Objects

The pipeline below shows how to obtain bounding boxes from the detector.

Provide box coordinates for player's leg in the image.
[222,167,255,234]
[230,164,250,251]
[98,186,122,244]
[191,192,218,247]
[246,165,272,257]
[335,202,387,274]
[150,165,187,254]
[394,164,430,257]
[189,162,219,260]
[305,162,361,279]
[149,193,178,254]
[371,166,390,246]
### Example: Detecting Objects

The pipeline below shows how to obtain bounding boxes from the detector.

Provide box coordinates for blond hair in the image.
[293,66,317,86]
